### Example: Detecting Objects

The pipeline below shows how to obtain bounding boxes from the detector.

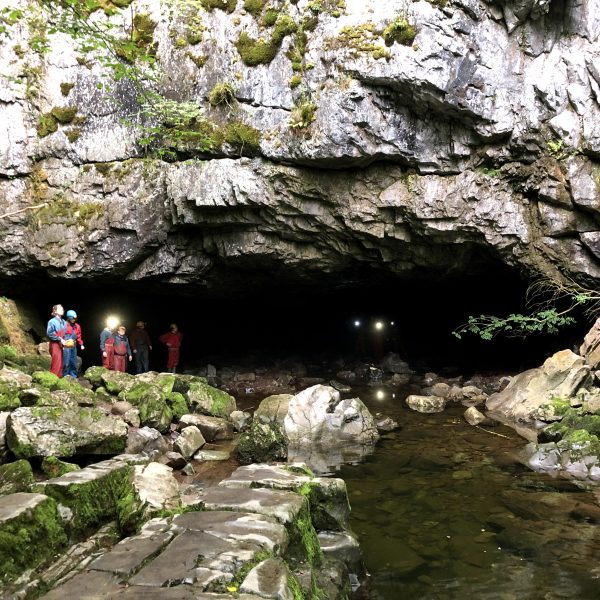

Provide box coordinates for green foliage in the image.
[481,166,501,177]
[326,22,390,60]
[37,113,58,138]
[0,344,17,361]
[272,14,298,45]
[224,121,261,154]
[262,8,279,26]
[60,81,75,96]
[382,17,416,47]
[290,98,317,129]
[453,309,577,340]
[50,106,77,123]
[547,138,567,159]
[208,82,236,106]
[289,74,302,88]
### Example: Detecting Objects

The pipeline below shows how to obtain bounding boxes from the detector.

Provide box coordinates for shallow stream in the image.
[341,384,600,600]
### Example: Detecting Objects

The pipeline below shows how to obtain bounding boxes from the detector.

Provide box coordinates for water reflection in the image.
[340,385,600,600]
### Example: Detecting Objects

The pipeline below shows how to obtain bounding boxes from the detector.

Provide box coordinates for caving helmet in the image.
[66,310,77,319]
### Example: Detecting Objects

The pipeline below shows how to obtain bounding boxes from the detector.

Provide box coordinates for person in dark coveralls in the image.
[130,320,152,374]
[47,304,67,377]
[106,325,133,372]
[63,309,85,378]
[159,323,183,373]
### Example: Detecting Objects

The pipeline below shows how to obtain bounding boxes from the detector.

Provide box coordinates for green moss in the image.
[231,549,273,587]
[208,82,236,106]
[235,31,278,66]
[326,22,390,59]
[290,99,317,129]
[237,421,287,464]
[41,456,81,479]
[262,8,279,26]
[0,380,21,411]
[37,113,58,138]
[119,382,153,405]
[83,366,106,387]
[382,17,416,47]
[164,392,189,421]
[285,464,315,477]
[287,572,305,600]
[32,370,60,390]
[40,462,133,538]
[201,0,237,12]
[289,74,302,88]
[115,13,157,62]
[50,106,77,124]
[0,344,17,361]
[244,0,266,17]
[272,14,298,45]
[60,82,74,96]
[287,500,322,566]
[138,389,172,432]
[187,52,208,68]
[224,121,261,154]
[0,495,67,583]
[0,460,34,495]
[65,128,81,143]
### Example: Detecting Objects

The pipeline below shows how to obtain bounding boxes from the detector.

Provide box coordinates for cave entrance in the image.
[14,259,589,377]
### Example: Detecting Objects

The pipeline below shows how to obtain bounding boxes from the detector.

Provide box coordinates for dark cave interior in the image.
[11,261,590,376]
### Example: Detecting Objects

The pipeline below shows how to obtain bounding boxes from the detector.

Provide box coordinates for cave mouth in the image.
[15,262,589,376]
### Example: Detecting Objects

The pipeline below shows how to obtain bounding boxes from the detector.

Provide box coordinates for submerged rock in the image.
[174,426,205,459]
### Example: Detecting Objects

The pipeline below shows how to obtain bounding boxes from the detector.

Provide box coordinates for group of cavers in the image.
[46,304,183,380]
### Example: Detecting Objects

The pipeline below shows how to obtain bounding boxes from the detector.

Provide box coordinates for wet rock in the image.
[329,380,352,393]
[0,459,34,494]
[391,373,411,385]
[100,370,137,395]
[6,406,128,458]
[126,426,169,459]
[221,463,350,532]
[174,426,205,460]
[193,449,231,461]
[335,371,356,383]
[179,413,234,441]
[464,407,496,427]
[376,416,400,433]
[0,411,8,461]
[239,557,294,598]
[405,395,447,413]
[429,382,450,398]
[318,531,362,574]
[423,373,440,386]
[255,394,293,426]
[230,410,252,432]
[138,388,173,433]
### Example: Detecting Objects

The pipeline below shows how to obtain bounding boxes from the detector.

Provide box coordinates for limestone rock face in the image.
[0,1,599,295]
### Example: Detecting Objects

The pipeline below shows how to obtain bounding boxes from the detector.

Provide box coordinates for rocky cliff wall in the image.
[1,0,600,294]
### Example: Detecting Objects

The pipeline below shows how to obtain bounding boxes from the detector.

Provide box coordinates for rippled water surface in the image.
[341,385,600,600]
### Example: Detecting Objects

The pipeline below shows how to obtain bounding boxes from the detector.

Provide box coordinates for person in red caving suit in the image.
[159,323,183,373]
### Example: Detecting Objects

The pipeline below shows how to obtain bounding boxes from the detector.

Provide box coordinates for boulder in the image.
[0,493,67,582]
[376,416,399,433]
[284,385,379,448]
[255,394,293,425]
[126,427,169,459]
[164,392,189,420]
[0,411,8,461]
[41,456,81,479]
[237,421,288,464]
[179,413,234,441]
[6,406,128,458]
[405,395,447,413]
[118,462,181,535]
[186,381,236,418]
[580,316,600,369]
[486,350,592,425]
[0,459,34,494]
[230,409,252,432]
[162,451,186,469]
[100,371,137,395]
[464,407,496,427]
[138,388,172,433]
[174,426,206,459]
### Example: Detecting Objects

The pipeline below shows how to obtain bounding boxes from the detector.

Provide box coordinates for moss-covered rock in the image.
[32,370,60,390]
[41,456,81,479]
[138,388,173,433]
[135,372,176,395]
[0,493,67,582]
[83,366,107,387]
[0,459,34,495]
[101,370,136,395]
[0,381,21,411]
[118,382,153,405]
[237,420,287,464]
[164,391,189,421]
[187,381,236,418]
[37,456,137,537]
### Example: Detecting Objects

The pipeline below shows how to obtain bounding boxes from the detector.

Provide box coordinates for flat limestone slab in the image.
[40,569,123,599]
[0,491,47,521]
[88,531,173,576]
[172,510,287,553]
[199,486,306,525]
